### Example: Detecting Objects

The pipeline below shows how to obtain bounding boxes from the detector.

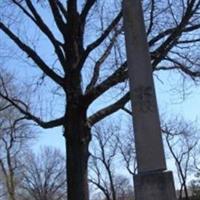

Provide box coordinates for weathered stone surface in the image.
[123,0,166,173]
[134,171,177,200]
[123,1,177,199]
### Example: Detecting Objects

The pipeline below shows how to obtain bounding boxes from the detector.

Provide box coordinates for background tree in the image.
[190,179,200,200]
[1,1,200,200]
[188,137,200,200]
[117,119,137,186]
[0,110,32,200]
[162,119,199,200]
[0,75,33,200]
[0,175,6,200]
[18,147,66,200]
[89,122,134,200]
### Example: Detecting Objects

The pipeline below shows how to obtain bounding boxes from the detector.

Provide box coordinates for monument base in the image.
[134,171,177,200]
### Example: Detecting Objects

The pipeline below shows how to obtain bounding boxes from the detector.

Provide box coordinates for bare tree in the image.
[89,123,134,200]
[188,139,200,199]
[113,175,134,200]
[1,1,200,199]
[0,176,6,200]
[0,112,32,200]
[0,99,33,200]
[89,124,119,200]
[18,147,66,200]
[190,178,200,200]
[162,119,199,200]
[117,120,137,185]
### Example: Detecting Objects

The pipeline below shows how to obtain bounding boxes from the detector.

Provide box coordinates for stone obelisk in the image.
[123,0,177,199]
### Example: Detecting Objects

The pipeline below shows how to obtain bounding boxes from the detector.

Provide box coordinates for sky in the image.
[30,68,200,189]
[32,69,200,149]
[1,0,200,191]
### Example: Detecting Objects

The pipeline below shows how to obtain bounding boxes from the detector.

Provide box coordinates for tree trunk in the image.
[5,149,16,200]
[7,181,16,200]
[64,103,91,200]
[8,191,16,200]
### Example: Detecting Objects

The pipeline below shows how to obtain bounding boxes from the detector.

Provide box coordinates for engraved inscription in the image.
[133,86,155,113]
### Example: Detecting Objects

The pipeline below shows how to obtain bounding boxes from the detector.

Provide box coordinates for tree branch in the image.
[147,0,155,35]
[85,10,122,56]
[87,92,130,126]
[0,22,64,87]
[84,62,127,105]
[0,91,64,129]
[121,107,132,115]
[149,24,200,47]
[151,0,200,68]
[88,179,110,200]
[81,0,96,23]
[21,0,66,67]
[48,0,66,35]
[57,1,68,20]
[85,29,122,93]
[162,57,200,79]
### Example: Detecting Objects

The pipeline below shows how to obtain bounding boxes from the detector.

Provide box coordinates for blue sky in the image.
[31,68,200,190]
[33,69,200,150]
[1,1,200,190]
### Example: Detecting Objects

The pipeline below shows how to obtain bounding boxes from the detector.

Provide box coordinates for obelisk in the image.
[123,0,177,199]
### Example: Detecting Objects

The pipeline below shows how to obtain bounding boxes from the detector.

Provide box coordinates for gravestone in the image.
[123,0,177,199]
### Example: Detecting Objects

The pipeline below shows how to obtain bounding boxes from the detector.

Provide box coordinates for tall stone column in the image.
[123,0,177,199]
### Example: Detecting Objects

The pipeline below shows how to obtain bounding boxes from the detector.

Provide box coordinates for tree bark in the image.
[5,146,16,200]
[8,191,16,200]
[64,102,91,200]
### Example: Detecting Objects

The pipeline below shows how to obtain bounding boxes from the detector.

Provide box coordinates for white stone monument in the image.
[123,0,177,199]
